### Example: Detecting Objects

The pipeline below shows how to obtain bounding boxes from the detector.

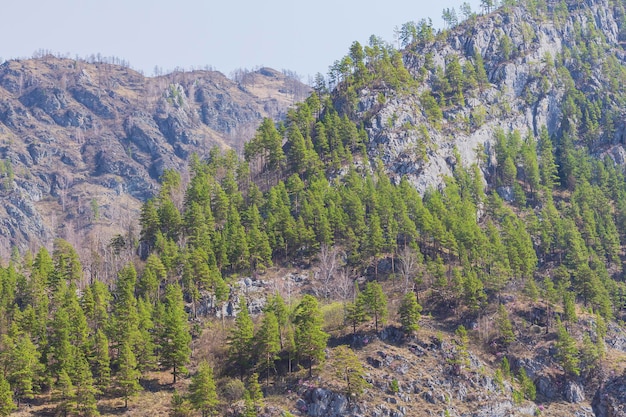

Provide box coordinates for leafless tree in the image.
[334,267,356,302]
[312,244,343,299]
[397,245,423,293]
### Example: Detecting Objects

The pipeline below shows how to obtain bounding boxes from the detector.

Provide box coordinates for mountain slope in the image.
[0,57,309,257]
[343,0,626,194]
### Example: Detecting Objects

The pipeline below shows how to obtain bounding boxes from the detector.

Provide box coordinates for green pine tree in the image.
[363,282,388,332]
[188,361,219,417]
[293,295,329,377]
[556,320,580,376]
[228,299,255,379]
[256,312,281,386]
[398,292,422,334]
[91,329,111,392]
[116,341,141,408]
[160,285,192,383]
[496,304,515,347]
[333,345,369,401]
[0,372,16,417]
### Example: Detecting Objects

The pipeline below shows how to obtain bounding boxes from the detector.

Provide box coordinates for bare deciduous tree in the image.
[312,244,344,299]
[334,267,356,302]
[398,245,423,293]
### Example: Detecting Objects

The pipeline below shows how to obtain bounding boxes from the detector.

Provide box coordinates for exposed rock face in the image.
[565,381,586,403]
[592,376,626,417]
[350,0,626,194]
[0,57,310,257]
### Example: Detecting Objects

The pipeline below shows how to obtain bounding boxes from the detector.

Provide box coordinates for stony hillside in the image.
[347,0,626,194]
[6,1,626,417]
[0,57,309,257]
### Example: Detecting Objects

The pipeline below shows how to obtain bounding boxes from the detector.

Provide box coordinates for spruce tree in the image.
[496,304,515,347]
[110,263,140,355]
[2,330,43,405]
[188,361,219,417]
[49,306,73,381]
[345,289,368,335]
[136,298,157,372]
[264,293,288,349]
[170,390,193,417]
[247,373,264,410]
[72,350,99,417]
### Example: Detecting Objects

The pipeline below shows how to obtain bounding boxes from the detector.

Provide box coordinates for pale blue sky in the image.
[1,0,482,80]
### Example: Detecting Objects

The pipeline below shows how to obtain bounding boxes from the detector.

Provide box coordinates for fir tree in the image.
[91,329,111,392]
[2,330,43,405]
[496,304,515,347]
[54,370,75,417]
[170,390,193,417]
[247,373,263,410]
[517,368,536,401]
[345,282,368,334]
[72,350,99,417]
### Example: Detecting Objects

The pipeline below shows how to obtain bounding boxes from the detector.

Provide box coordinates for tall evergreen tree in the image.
[116,341,141,408]
[91,329,111,392]
[160,285,191,383]
[189,361,219,417]
[71,350,99,417]
[228,300,255,379]
[293,295,329,376]
[0,372,16,417]
[256,312,281,386]
[363,282,388,332]
[556,320,580,376]
[398,292,422,334]
[333,345,369,401]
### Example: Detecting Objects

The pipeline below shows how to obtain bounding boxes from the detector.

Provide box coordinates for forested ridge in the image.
[4,0,626,416]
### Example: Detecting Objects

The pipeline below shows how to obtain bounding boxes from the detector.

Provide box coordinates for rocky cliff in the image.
[351,0,626,194]
[0,57,309,257]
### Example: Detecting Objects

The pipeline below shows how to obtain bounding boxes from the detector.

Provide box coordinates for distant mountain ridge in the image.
[0,56,310,257]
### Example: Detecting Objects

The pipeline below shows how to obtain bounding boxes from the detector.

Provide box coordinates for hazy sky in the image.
[1,0,482,81]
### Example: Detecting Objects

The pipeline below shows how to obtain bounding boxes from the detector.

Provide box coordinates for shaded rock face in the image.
[564,381,585,403]
[303,388,362,417]
[592,376,626,417]
[0,57,309,256]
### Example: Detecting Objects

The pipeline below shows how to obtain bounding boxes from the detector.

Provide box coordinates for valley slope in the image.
[0,58,309,257]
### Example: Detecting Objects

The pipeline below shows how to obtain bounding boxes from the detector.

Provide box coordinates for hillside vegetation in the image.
[5,0,626,416]
[0,57,309,258]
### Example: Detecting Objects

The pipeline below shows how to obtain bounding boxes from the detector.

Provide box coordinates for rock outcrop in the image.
[592,376,626,417]
[0,57,310,257]
[351,0,626,194]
